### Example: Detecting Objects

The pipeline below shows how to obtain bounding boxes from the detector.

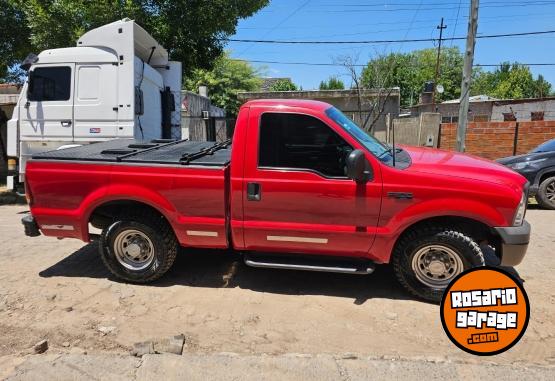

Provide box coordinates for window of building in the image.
[28,66,71,101]
[441,116,459,123]
[503,112,517,122]
[259,113,353,178]
[531,111,545,121]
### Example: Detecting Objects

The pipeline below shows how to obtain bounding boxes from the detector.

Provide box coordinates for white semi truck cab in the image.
[6,19,182,191]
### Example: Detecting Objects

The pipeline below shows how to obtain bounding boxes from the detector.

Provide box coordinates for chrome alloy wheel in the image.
[411,245,464,288]
[113,229,155,271]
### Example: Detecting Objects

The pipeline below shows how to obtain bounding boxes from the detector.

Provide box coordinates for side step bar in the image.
[244,254,375,275]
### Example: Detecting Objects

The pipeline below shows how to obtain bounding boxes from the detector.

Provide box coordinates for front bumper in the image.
[22,214,41,237]
[494,220,531,266]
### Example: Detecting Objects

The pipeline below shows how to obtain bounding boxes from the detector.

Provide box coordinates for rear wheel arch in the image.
[87,199,176,236]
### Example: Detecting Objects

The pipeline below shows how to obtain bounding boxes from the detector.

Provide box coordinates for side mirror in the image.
[346,149,372,183]
[21,53,39,71]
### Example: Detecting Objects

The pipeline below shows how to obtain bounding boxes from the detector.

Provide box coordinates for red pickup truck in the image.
[22,100,530,302]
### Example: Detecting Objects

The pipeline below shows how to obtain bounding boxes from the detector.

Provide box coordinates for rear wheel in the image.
[392,226,485,303]
[535,176,555,210]
[99,212,178,283]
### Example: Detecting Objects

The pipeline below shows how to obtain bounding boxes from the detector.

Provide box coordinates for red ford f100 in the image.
[22,100,531,302]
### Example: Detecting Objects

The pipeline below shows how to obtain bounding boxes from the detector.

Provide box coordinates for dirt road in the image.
[0,204,554,378]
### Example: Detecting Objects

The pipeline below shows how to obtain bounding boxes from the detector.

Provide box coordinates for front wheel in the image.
[535,176,555,210]
[99,213,178,283]
[392,226,485,303]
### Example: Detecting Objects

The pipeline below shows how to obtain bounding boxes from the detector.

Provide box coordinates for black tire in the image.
[392,225,485,303]
[535,176,555,210]
[99,212,178,283]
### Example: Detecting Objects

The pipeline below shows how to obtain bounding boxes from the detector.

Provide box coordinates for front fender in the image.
[370,197,508,264]
[386,197,508,232]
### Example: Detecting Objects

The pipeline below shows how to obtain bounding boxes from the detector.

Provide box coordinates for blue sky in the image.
[227,0,555,91]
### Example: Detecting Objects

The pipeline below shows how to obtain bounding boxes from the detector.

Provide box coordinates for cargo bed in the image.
[32,139,232,167]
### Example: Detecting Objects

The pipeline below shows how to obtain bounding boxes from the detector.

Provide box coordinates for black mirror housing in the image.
[346,149,372,183]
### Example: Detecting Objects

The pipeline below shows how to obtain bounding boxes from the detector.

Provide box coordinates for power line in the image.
[231,58,555,68]
[226,29,555,44]
[236,0,312,57]
[450,0,464,47]
[311,2,555,13]
[237,12,555,31]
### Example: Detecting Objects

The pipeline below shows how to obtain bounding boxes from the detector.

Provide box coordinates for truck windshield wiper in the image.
[377,146,402,159]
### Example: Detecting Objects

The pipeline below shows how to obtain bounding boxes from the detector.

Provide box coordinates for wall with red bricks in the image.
[438,121,555,160]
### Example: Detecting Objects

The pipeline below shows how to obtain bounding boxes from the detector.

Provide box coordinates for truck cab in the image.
[6,19,182,191]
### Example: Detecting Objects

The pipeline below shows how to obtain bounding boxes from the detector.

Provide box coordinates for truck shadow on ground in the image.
[39,242,414,304]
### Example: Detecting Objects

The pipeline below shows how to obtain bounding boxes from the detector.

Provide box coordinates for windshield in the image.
[532,139,555,153]
[325,107,392,161]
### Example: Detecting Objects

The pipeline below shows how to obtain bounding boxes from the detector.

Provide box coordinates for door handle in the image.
[60,120,72,127]
[247,182,261,201]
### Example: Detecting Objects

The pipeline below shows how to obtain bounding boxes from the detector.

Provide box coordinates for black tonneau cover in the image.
[32,139,232,167]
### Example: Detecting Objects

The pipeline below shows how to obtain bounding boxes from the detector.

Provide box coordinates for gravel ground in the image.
[0,204,554,378]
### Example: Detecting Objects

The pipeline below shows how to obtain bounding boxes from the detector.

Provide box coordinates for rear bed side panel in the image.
[26,161,112,240]
[165,166,229,248]
[27,160,229,248]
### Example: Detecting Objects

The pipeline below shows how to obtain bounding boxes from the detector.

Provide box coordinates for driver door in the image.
[241,109,382,257]
[19,64,75,140]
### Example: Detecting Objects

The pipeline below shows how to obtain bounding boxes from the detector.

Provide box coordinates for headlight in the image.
[513,192,527,226]
[509,158,547,170]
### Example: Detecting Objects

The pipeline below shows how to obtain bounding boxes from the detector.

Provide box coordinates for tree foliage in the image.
[0,0,269,82]
[184,53,261,116]
[319,76,345,90]
[360,47,464,106]
[360,48,553,106]
[0,0,31,82]
[472,63,552,99]
[269,78,298,91]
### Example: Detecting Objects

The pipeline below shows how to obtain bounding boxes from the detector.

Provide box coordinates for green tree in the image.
[184,53,261,116]
[0,0,31,82]
[269,78,298,91]
[319,76,345,90]
[361,47,464,106]
[472,63,552,99]
[1,0,269,82]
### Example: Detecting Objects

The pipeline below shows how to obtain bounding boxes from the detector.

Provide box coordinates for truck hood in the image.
[401,146,526,189]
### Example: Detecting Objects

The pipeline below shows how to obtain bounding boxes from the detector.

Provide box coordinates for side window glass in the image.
[28,66,71,101]
[259,113,352,177]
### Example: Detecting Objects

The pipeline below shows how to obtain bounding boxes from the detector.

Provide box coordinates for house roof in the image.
[442,95,499,103]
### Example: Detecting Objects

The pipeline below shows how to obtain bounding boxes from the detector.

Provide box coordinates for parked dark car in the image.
[497,139,555,209]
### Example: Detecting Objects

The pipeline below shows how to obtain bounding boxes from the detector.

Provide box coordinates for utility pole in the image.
[432,18,447,106]
[456,0,480,152]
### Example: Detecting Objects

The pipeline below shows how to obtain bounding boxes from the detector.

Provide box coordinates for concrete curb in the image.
[4,352,555,381]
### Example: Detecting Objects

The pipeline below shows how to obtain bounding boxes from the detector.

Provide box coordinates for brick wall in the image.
[438,121,555,160]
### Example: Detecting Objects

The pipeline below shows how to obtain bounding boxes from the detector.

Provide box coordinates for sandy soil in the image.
[0,205,554,368]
